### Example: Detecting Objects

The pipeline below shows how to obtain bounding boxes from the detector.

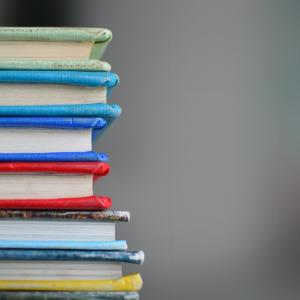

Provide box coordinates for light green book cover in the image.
[0,59,111,71]
[0,27,112,59]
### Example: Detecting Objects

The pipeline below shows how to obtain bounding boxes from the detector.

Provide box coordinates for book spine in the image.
[0,196,112,210]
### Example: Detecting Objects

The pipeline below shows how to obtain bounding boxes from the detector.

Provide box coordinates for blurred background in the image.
[1,0,300,299]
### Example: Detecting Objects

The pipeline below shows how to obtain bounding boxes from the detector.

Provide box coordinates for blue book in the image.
[0,250,144,264]
[0,117,109,153]
[0,240,127,251]
[0,151,109,162]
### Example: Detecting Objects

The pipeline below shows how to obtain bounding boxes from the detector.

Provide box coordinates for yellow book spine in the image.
[0,273,142,292]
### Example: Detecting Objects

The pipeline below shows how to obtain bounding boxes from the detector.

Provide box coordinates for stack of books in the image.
[0,27,143,300]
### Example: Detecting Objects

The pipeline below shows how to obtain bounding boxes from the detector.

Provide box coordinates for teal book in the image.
[0,70,119,106]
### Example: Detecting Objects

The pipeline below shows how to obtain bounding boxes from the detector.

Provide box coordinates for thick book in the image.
[0,273,143,292]
[0,59,111,71]
[0,70,119,105]
[0,117,107,153]
[0,103,122,128]
[0,162,110,202]
[0,250,144,280]
[0,291,139,300]
[0,214,128,243]
[0,152,109,162]
[0,27,112,60]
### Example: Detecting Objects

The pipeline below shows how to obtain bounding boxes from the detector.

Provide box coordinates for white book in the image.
[0,261,122,280]
[0,220,115,242]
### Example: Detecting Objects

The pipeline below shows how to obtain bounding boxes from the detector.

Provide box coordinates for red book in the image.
[0,162,111,210]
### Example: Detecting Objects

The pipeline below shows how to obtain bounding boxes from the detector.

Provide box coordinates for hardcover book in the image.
[0,27,112,60]
[0,70,119,105]
[0,162,110,206]
[0,117,107,153]
[0,250,144,280]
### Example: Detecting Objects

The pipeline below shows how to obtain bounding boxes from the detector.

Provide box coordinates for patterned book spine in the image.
[0,210,129,221]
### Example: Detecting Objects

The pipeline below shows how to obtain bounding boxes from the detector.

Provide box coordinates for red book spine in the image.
[0,196,112,210]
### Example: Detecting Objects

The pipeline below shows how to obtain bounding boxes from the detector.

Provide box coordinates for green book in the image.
[0,27,112,60]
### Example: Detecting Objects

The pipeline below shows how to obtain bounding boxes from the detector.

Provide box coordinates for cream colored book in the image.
[0,27,112,60]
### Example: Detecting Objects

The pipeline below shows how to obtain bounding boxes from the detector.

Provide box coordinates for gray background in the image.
[1,0,300,299]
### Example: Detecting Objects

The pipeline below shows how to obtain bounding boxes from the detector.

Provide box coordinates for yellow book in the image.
[0,273,142,292]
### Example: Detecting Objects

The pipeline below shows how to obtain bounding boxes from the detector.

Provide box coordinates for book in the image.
[0,162,109,200]
[0,70,119,105]
[0,291,139,300]
[0,151,109,162]
[0,27,112,60]
[0,210,130,221]
[0,250,144,280]
[0,273,143,291]
[0,117,107,153]
[0,103,122,128]
[0,59,111,71]
[0,212,130,243]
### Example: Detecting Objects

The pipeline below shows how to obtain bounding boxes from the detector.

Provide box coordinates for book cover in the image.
[0,250,144,264]
[0,210,129,221]
[0,70,119,89]
[0,161,110,176]
[0,27,112,59]
[0,273,142,292]
[0,240,127,251]
[0,116,106,129]
[0,103,122,128]
[0,291,139,300]
[0,59,111,71]
[0,196,112,210]
[0,152,109,162]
